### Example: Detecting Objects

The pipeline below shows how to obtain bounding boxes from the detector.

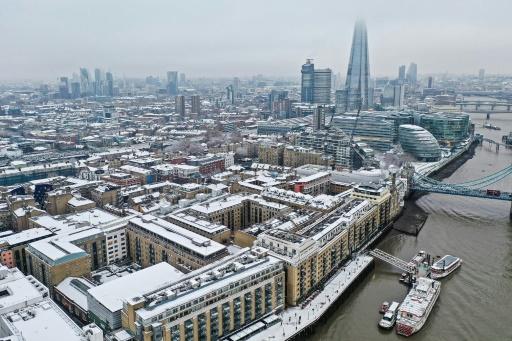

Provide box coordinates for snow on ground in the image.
[247,255,373,341]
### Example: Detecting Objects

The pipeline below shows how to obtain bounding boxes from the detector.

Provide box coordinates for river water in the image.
[310,113,512,341]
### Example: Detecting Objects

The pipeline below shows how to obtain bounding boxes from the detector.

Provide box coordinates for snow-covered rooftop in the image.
[1,228,54,246]
[0,266,85,341]
[27,239,88,265]
[87,262,184,313]
[55,277,94,311]
[67,196,95,208]
[30,208,119,234]
[167,212,229,235]
[133,248,282,323]
[129,215,227,257]
[0,299,86,341]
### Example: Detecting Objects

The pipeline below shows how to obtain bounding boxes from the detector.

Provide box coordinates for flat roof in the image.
[0,268,46,314]
[87,262,184,313]
[168,213,229,235]
[0,162,74,176]
[135,250,282,322]
[120,164,152,175]
[295,171,330,183]
[2,228,54,247]
[31,208,119,234]
[1,299,85,341]
[55,277,94,311]
[67,196,95,207]
[129,215,227,257]
[28,239,88,265]
[190,194,286,214]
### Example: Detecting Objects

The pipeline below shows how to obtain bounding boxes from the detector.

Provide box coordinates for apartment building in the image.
[256,197,378,305]
[126,215,229,272]
[293,171,331,196]
[188,194,290,231]
[165,212,231,243]
[121,247,285,341]
[0,228,55,272]
[25,239,91,295]
[0,266,98,341]
[283,146,324,168]
[258,143,284,166]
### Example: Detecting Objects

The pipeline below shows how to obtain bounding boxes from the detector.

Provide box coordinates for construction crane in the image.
[348,99,365,172]
[326,98,363,172]
[348,98,363,147]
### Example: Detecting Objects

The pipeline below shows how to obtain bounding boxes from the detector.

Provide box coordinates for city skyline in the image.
[2,0,512,81]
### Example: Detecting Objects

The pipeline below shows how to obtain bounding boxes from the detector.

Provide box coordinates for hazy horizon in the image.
[2,0,512,82]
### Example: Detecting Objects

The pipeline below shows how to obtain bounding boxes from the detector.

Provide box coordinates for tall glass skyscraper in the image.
[301,59,315,103]
[313,68,332,104]
[301,59,332,104]
[167,71,179,95]
[336,20,370,112]
[407,62,418,85]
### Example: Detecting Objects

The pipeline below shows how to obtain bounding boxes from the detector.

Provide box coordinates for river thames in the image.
[309,112,512,341]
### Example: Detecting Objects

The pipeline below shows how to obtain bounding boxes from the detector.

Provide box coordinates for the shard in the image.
[336,20,371,112]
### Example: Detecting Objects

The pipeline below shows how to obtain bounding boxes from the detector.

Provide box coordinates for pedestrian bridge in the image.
[369,249,415,273]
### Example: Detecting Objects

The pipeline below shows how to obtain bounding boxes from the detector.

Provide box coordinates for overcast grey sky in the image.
[1,0,511,81]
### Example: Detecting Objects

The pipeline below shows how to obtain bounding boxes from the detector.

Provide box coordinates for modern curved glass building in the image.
[416,112,470,145]
[399,124,441,161]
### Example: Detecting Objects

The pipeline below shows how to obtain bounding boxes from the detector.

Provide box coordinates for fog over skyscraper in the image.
[336,20,370,113]
[407,62,418,85]
[79,67,90,97]
[398,65,406,82]
[167,71,178,95]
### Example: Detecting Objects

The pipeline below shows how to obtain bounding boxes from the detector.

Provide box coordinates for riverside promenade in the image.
[245,255,374,341]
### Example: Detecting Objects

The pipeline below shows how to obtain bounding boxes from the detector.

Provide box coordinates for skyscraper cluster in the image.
[397,63,418,85]
[226,77,242,105]
[59,67,116,99]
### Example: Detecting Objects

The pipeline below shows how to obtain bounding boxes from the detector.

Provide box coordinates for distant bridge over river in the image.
[455,100,512,113]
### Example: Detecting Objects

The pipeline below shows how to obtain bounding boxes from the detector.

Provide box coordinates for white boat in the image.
[430,255,462,279]
[396,277,441,337]
[379,301,399,329]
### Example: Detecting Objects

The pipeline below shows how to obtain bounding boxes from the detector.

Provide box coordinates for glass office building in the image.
[399,124,441,161]
[331,111,413,152]
[416,112,470,145]
[337,20,371,112]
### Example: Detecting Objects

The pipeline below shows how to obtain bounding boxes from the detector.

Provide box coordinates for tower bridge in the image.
[412,165,512,218]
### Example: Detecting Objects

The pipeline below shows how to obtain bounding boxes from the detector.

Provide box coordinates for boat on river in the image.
[483,122,501,130]
[430,255,462,279]
[379,301,399,329]
[396,277,441,337]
